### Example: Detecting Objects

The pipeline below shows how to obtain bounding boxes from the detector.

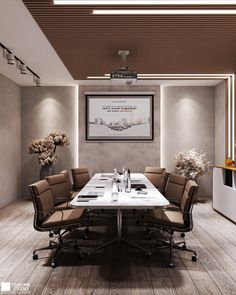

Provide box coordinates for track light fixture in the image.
[33,76,42,87]
[35,78,42,87]
[6,52,15,65]
[19,63,27,74]
[0,42,41,86]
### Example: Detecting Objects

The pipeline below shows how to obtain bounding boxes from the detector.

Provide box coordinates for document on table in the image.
[80,186,106,197]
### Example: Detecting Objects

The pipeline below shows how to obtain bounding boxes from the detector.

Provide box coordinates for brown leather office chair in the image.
[46,173,75,210]
[144,167,169,194]
[164,173,188,206]
[29,180,86,268]
[146,173,187,238]
[71,168,90,191]
[144,180,198,267]
[59,170,72,192]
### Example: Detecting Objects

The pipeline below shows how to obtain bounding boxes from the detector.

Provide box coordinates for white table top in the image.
[70,173,169,209]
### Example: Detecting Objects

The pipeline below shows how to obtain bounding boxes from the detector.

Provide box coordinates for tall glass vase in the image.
[39,165,55,180]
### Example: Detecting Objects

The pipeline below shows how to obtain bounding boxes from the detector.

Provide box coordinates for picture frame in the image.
[86,94,154,141]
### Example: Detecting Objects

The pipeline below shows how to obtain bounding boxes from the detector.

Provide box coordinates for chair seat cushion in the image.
[42,208,85,228]
[55,202,69,210]
[145,208,184,228]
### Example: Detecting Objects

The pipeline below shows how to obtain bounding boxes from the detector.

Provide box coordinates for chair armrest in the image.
[36,209,65,222]
[54,197,70,209]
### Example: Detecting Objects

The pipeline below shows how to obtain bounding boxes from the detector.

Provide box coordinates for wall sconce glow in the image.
[54,0,236,5]
[93,9,236,15]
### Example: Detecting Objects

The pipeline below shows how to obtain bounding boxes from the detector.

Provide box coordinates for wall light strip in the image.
[75,85,79,166]
[228,77,231,158]
[93,9,236,15]
[231,74,235,160]
[54,0,236,5]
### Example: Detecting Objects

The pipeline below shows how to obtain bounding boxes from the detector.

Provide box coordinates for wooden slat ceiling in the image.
[23,0,236,79]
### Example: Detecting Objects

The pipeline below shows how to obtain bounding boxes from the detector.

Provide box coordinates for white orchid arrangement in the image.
[175,148,211,182]
[29,131,70,166]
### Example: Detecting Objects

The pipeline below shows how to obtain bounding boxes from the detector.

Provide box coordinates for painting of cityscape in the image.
[86,94,153,141]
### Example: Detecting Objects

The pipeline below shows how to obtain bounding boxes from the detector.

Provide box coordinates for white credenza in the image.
[213,166,236,223]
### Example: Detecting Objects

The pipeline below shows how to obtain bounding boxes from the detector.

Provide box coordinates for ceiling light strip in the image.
[54,0,236,5]
[137,73,231,77]
[93,74,229,79]
[93,9,236,15]
[139,76,228,79]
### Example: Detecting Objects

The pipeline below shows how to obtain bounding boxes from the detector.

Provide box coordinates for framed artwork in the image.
[86,94,154,141]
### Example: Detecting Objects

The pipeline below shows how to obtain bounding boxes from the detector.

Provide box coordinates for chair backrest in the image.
[71,168,90,190]
[29,180,55,227]
[159,170,169,194]
[144,167,165,188]
[180,180,198,228]
[59,170,72,191]
[165,173,187,205]
[46,174,71,204]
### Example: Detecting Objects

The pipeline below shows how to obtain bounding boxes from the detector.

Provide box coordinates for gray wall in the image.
[161,86,215,196]
[215,81,226,165]
[0,74,21,207]
[79,85,160,176]
[21,86,78,197]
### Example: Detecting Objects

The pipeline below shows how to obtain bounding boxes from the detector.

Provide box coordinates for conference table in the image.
[70,173,169,256]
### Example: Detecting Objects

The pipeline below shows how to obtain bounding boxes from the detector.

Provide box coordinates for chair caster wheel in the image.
[169,262,174,268]
[83,235,88,240]
[145,252,151,258]
[181,233,185,237]
[51,261,57,268]
[33,254,38,260]
[192,256,197,262]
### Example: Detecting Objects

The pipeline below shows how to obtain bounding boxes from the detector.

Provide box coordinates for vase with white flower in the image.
[174,148,211,185]
[28,130,70,179]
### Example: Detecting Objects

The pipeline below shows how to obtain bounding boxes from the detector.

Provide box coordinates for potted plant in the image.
[29,130,70,179]
[174,148,211,183]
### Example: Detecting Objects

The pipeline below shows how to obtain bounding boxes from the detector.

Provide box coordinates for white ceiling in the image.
[0,0,74,86]
[0,0,224,87]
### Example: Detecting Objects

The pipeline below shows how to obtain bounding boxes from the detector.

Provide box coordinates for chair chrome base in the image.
[151,233,197,267]
[32,229,83,268]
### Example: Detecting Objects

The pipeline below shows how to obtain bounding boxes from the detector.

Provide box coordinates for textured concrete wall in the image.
[21,86,78,197]
[79,85,160,176]
[0,74,21,208]
[161,86,215,197]
[215,81,226,165]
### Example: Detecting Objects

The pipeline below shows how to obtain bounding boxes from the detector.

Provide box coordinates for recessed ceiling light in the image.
[93,9,236,15]
[54,0,236,5]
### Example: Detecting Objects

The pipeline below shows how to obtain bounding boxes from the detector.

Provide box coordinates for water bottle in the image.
[112,181,119,202]
[113,168,118,182]
[125,169,131,193]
